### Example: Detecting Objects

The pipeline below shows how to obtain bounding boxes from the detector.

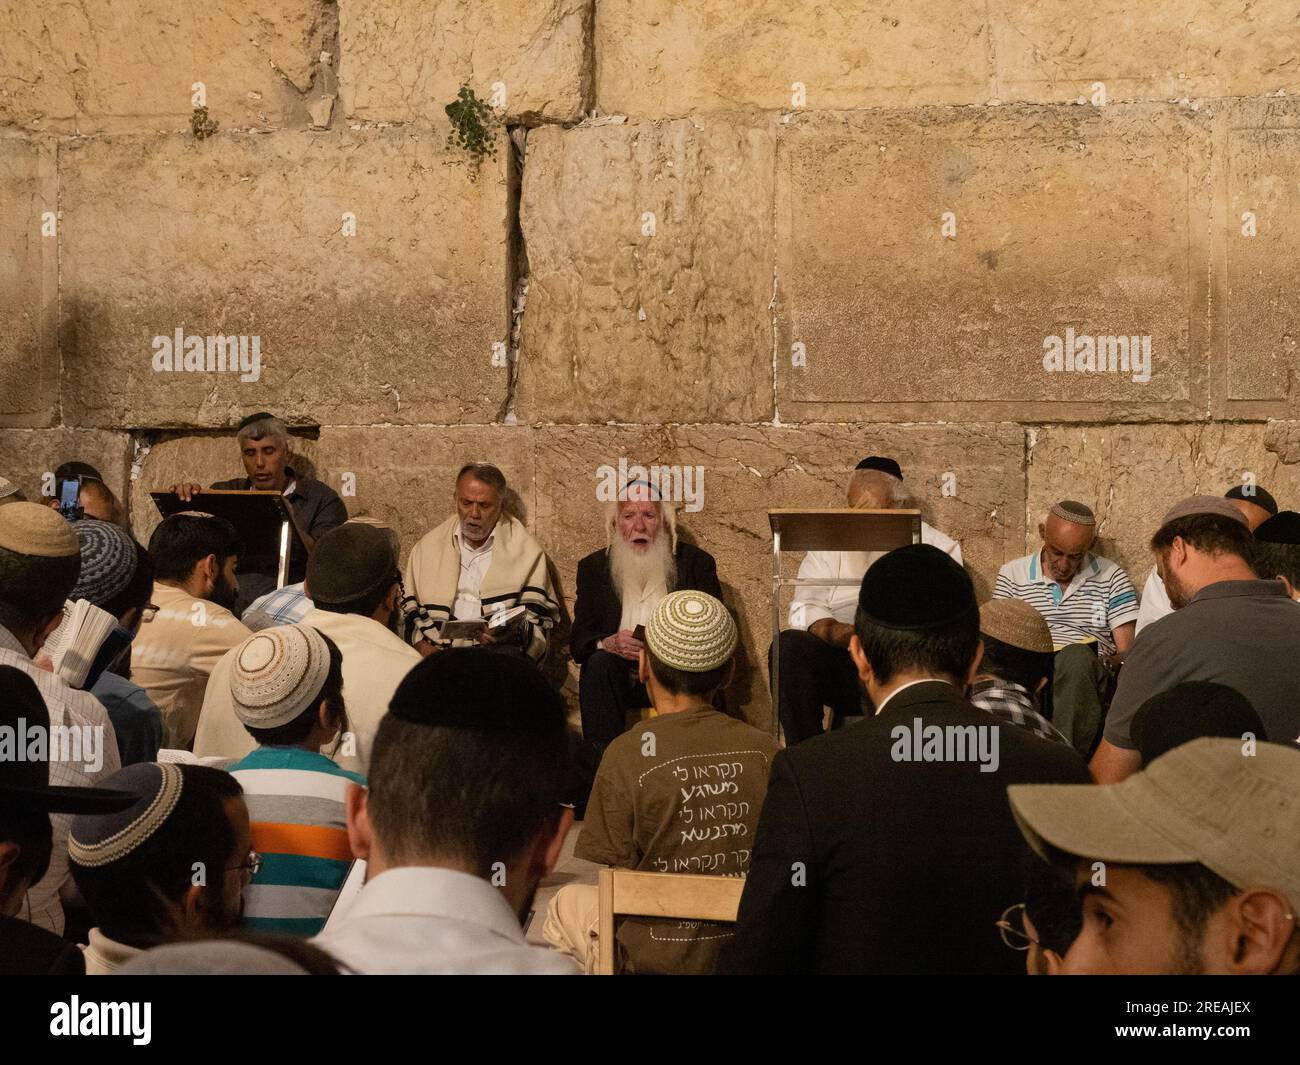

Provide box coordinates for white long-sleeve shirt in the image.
[1135,567,1173,636]
[788,522,963,629]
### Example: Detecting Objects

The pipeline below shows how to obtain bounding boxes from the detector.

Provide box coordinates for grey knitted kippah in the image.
[70,519,138,606]
[1049,500,1095,526]
[1160,495,1248,527]
[69,763,184,868]
[645,590,737,672]
[229,625,331,730]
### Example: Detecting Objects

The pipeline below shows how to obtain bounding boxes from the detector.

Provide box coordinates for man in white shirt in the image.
[314,649,578,974]
[0,503,122,933]
[773,456,963,745]
[402,464,559,663]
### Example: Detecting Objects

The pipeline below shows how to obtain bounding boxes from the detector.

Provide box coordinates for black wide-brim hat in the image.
[0,666,135,815]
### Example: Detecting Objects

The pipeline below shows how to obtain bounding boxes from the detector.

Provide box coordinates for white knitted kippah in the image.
[229,625,331,730]
[646,590,737,673]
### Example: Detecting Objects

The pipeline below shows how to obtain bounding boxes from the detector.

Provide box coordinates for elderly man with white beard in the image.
[571,481,723,755]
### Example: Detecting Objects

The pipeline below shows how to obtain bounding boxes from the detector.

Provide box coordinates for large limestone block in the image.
[991,0,1300,105]
[1215,100,1300,417]
[128,434,330,546]
[597,0,992,115]
[0,1,328,133]
[338,0,587,124]
[518,119,777,424]
[1025,423,1300,583]
[775,106,1210,423]
[0,137,57,426]
[0,428,132,511]
[60,131,509,428]
[535,422,1026,730]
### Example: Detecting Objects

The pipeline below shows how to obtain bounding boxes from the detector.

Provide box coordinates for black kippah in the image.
[237,411,277,431]
[1254,510,1300,545]
[854,456,903,481]
[857,543,977,630]
[1224,484,1278,515]
[388,647,566,735]
[1131,681,1265,765]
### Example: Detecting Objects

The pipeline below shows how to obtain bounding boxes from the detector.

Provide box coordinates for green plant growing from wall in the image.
[445,85,499,167]
[191,106,219,140]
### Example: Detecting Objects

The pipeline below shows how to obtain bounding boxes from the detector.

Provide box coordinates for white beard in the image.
[609,534,676,629]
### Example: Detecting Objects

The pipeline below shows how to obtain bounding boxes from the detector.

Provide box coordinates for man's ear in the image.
[197,553,219,588]
[536,808,574,879]
[181,882,206,928]
[1037,522,1047,542]
[345,783,372,862]
[848,633,871,685]
[34,610,66,650]
[1043,949,1065,976]
[1034,676,1049,694]
[963,639,985,688]
[385,582,402,612]
[1278,575,1298,601]
[637,648,649,686]
[1220,889,1296,974]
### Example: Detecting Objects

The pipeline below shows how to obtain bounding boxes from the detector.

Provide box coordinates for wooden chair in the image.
[596,868,746,975]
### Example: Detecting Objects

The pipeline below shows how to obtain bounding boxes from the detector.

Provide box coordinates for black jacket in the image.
[718,680,1090,975]
[570,542,722,664]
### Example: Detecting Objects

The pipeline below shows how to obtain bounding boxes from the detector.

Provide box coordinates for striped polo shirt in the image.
[992,551,1139,656]
[227,746,365,937]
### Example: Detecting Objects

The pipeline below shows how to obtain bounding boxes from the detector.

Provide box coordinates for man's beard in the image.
[609,533,675,602]
[210,571,239,612]
[1163,569,1192,610]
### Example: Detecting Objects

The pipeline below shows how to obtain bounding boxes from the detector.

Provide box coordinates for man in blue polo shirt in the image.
[994,500,1139,755]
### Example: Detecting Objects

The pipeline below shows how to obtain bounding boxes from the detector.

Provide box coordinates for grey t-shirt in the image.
[1106,579,1300,749]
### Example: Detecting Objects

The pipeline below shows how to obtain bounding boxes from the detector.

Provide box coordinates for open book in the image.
[437,604,531,644]
[44,599,133,691]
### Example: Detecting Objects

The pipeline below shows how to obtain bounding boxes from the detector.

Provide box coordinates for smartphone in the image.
[633,624,646,642]
[57,477,83,521]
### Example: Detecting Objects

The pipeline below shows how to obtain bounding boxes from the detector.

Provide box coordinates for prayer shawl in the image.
[402,514,560,656]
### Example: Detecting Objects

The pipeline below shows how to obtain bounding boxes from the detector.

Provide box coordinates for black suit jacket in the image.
[718,680,1090,975]
[570,542,722,664]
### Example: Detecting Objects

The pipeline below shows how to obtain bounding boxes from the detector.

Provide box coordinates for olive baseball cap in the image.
[1008,737,1300,910]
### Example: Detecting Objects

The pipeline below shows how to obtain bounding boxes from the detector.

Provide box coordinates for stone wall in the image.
[4,2,1300,729]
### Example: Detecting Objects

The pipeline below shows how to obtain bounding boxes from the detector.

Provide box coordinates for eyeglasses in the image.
[228,850,262,879]
[996,903,1040,951]
[141,604,160,622]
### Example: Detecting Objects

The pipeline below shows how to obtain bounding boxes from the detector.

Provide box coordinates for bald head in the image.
[847,470,911,510]
[1038,503,1097,584]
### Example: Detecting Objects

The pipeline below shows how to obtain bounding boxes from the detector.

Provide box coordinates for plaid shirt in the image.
[969,679,1069,745]
[242,582,312,627]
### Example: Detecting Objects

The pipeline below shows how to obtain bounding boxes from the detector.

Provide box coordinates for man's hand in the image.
[170,482,203,503]
[414,638,441,657]
[476,627,498,647]
[603,629,644,661]
[809,618,854,649]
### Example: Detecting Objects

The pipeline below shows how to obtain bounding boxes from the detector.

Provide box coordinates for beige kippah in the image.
[1049,500,1095,526]
[980,599,1054,654]
[230,625,331,730]
[646,590,737,673]
[0,501,81,557]
[1160,495,1248,527]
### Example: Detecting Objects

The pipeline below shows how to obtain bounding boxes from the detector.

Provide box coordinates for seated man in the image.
[0,503,121,933]
[1011,737,1300,974]
[225,626,365,936]
[0,667,133,976]
[993,500,1138,756]
[1135,484,1277,634]
[132,513,251,749]
[774,455,962,745]
[571,479,723,755]
[546,590,778,974]
[196,521,419,774]
[721,544,1089,975]
[67,519,164,765]
[402,463,559,664]
[313,649,578,974]
[68,762,252,974]
[170,412,348,614]
[1092,496,1300,783]
[970,600,1068,744]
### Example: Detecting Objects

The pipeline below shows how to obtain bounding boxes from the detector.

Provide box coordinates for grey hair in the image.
[236,416,289,449]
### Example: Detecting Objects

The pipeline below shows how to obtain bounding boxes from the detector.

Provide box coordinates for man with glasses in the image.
[993,500,1139,756]
[196,521,418,775]
[68,762,251,974]
[997,855,1083,975]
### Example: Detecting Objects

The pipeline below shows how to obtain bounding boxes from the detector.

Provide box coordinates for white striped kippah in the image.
[646,590,737,673]
[230,625,331,729]
[69,763,184,868]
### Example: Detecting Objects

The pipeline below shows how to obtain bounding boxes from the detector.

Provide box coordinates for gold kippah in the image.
[0,501,81,558]
[980,599,1054,654]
